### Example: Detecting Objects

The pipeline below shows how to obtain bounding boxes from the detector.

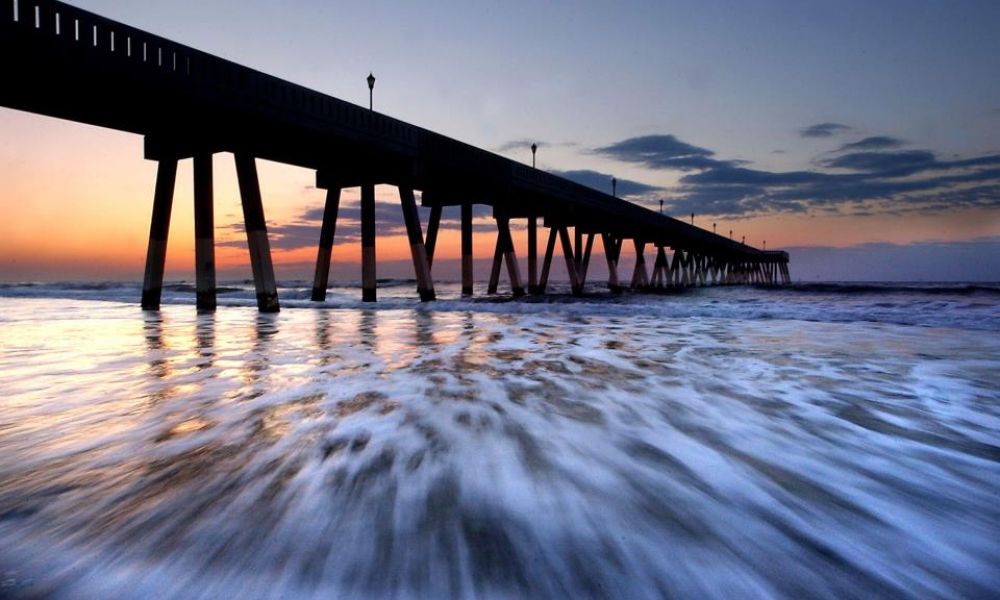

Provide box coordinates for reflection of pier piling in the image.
[0,0,791,311]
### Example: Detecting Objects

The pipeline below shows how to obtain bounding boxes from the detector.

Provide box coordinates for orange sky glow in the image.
[1,110,998,282]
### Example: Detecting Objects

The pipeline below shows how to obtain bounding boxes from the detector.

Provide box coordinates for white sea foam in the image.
[0,292,998,599]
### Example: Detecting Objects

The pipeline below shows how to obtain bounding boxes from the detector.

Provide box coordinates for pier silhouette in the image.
[0,0,790,312]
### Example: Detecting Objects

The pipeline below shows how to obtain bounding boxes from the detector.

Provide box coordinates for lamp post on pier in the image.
[367,72,375,111]
[531,143,537,168]
[611,177,617,197]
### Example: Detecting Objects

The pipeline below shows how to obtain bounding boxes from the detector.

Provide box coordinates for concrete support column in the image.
[141,159,178,310]
[360,182,377,302]
[527,216,539,294]
[311,187,341,301]
[461,203,473,296]
[399,187,435,301]
[193,153,216,311]
[234,154,280,312]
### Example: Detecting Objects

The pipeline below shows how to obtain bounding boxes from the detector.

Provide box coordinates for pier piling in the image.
[311,187,341,302]
[141,159,177,310]
[193,153,216,311]
[234,154,279,313]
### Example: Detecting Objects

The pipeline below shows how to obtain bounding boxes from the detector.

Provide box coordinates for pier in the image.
[0,0,790,312]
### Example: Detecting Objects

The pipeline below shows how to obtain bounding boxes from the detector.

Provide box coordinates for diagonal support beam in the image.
[487,236,503,294]
[538,226,558,294]
[399,187,435,301]
[602,233,621,292]
[498,215,525,297]
[141,159,178,310]
[311,187,341,301]
[579,232,595,285]
[558,226,583,295]
[234,154,280,312]
[425,204,442,269]
[631,240,649,290]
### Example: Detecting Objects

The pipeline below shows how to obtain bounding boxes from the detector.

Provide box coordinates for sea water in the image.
[0,281,998,599]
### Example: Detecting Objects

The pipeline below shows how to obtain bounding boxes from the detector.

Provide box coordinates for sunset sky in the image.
[1,0,998,281]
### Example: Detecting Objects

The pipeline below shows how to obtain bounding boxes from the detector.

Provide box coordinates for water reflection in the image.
[240,313,279,386]
[315,309,332,351]
[358,309,377,350]
[194,312,216,369]
[414,309,435,347]
[142,311,168,380]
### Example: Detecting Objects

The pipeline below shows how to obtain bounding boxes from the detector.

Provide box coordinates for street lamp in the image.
[531,143,537,168]
[690,212,694,225]
[763,240,766,250]
[366,72,375,111]
[742,236,745,245]
[729,230,733,240]
[611,177,617,197]
[659,199,663,214]
[713,222,717,234]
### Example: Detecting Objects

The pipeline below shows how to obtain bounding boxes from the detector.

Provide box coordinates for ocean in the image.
[0,281,998,599]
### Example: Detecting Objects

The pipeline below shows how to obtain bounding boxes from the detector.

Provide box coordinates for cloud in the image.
[820,150,937,175]
[835,136,904,152]
[551,169,664,197]
[593,134,737,170]
[587,131,1000,218]
[800,122,851,138]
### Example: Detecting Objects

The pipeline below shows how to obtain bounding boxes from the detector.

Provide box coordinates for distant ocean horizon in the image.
[3,279,999,331]
[1,279,998,598]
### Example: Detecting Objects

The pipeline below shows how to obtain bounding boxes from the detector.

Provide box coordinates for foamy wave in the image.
[0,301,998,598]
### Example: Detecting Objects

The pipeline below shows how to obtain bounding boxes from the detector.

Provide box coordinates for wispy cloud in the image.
[800,122,851,138]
